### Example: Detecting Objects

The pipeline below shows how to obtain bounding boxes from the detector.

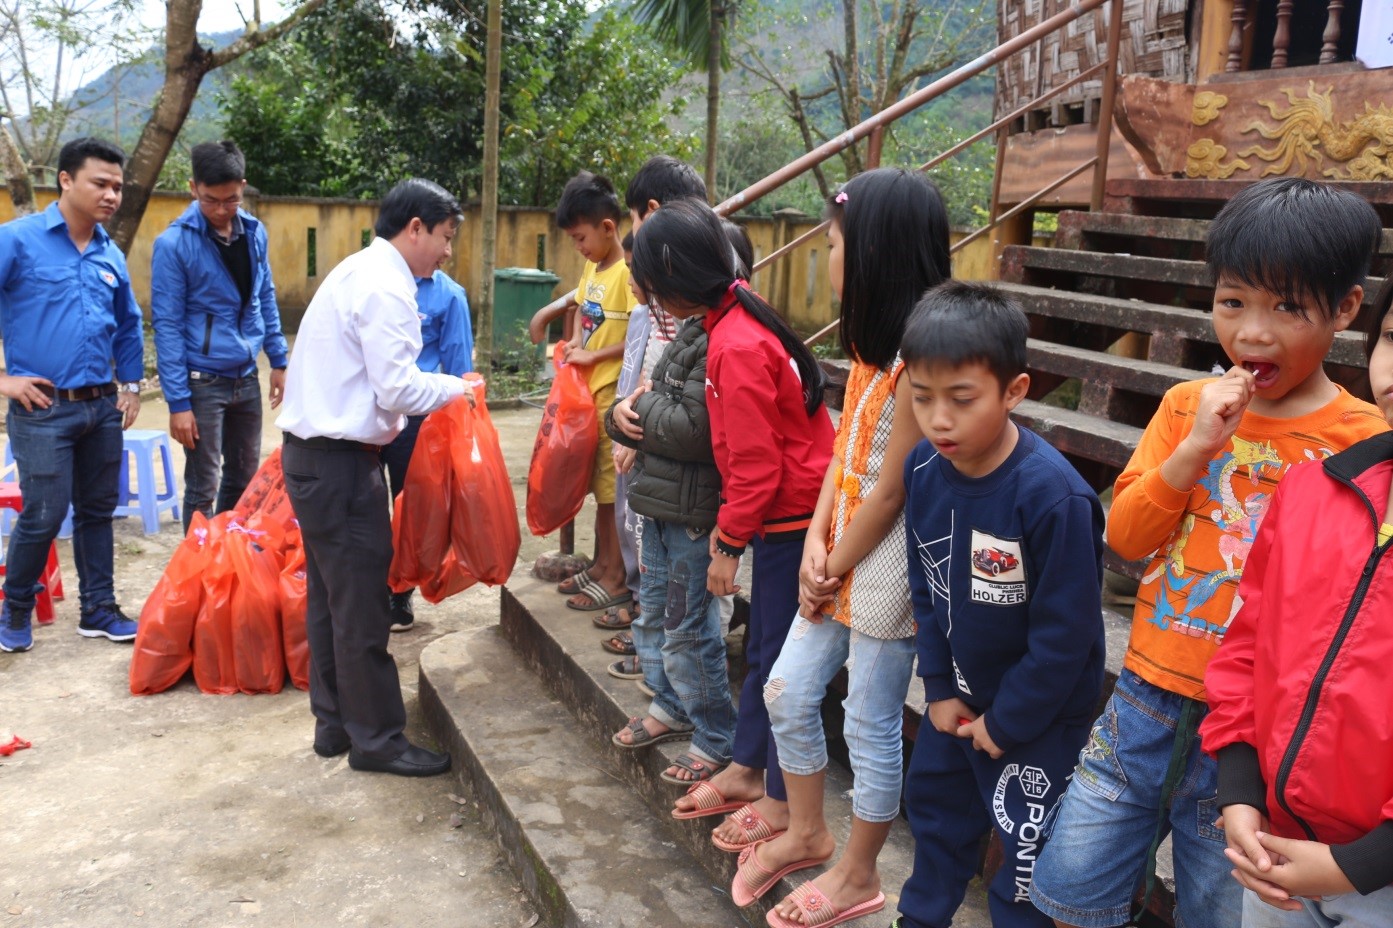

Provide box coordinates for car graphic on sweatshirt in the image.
[972,546,1020,577]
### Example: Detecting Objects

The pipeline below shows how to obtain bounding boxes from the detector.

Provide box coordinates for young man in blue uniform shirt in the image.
[0,137,145,652]
[894,282,1106,928]
[379,262,473,631]
[151,140,290,531]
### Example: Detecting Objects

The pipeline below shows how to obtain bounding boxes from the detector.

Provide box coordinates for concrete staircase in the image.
[420,577,995,928]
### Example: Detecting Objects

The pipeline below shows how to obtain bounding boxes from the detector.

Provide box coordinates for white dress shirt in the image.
[276,237,465,444]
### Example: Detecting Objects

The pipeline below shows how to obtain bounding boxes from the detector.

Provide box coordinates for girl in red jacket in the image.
[1201,278,1393,925]
[627,198,835,833]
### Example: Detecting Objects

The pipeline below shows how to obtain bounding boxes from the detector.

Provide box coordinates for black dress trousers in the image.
[282,440,408,760]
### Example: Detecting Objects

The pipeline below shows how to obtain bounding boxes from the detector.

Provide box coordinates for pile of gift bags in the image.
[130,447,306,696]
[130,377,521,696]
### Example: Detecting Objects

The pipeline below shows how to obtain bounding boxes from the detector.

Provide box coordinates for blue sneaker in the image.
[78,603,138,642]
[0,601,33,652]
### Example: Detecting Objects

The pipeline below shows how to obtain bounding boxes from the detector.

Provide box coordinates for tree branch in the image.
[209,0,329,68]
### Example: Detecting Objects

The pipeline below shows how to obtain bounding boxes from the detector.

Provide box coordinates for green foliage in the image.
[630,0,733,71]
[500,11,698,206]
[219,0,696,206]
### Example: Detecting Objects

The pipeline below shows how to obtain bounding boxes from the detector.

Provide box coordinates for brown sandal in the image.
[601,631,635,655]
[591,601,636,629]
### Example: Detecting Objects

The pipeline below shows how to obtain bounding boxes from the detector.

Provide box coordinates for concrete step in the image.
[419,624,748,928]
[999,282,1369,368]
[491,574,996,927]
[1057,210,1393,257]
[1003,246,1386,305]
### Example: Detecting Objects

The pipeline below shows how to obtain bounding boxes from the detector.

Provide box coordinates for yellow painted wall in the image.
[2,188,999,336]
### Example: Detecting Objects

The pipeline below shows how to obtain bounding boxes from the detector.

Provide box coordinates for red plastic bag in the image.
[418,547,475,605]
[234,447,297,537]
[526,342,597,535]
[130,512,220,695]
[192,517,285,695]
[193,514,239,695]
[448,387,519,585]
[227,526,284,695]
[388,407,456,594]
[280,529,309,691]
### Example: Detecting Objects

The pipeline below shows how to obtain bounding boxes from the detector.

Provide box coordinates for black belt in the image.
[36,382,117,401]
[283,432,382,454]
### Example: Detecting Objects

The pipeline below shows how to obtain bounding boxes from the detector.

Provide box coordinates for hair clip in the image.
[834,191,849,204]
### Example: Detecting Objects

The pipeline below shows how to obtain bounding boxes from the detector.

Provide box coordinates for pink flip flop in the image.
[765,883,886,927]
[671,780,747,820]
[712,803,786,852]
[731,842,829,908]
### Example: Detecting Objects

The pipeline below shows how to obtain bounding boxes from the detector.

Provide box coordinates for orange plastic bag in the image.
[227,527,285,695]
[234,447,297,536]
[130,512,220,695]
[280,528,309,691]
[193,513,240,695]
[388,407,456,594]
[526,343,597,536]
[448,387,519,585]
[418,547,475,605]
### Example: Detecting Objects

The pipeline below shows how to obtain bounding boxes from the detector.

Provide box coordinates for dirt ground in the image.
[0,386,567,928]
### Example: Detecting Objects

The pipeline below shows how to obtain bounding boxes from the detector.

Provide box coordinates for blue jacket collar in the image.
[173,199,258,237]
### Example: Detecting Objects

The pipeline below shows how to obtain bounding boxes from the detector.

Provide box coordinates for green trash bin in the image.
[493,267,562,361]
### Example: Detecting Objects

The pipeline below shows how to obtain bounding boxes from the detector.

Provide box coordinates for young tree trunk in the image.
[705,3,722,200]
[108,47,211,249]
[107,0,329,253]
[1,122,35,216]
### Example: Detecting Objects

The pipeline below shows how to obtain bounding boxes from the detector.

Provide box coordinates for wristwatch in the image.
[119,382,141,394]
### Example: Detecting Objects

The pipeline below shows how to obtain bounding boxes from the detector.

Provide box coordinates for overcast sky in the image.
[141,0,291,34]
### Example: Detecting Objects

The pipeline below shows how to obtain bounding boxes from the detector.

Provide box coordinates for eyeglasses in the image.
[197,194,243,210]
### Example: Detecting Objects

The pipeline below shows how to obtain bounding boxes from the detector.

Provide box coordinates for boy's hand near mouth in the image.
[1160,366,1257,492]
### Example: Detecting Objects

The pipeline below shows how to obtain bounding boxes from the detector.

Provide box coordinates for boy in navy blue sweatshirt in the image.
[894,282,1106,928]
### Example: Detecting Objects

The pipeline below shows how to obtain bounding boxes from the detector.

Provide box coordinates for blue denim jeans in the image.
[183,372,262,531]
[765,615,916,822]
[1243,886,1393,928]
[5,395,122,613]
[1029,671,1242,928]
[631,517,734,765]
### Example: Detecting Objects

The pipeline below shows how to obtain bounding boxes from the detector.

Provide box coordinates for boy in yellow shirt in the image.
[553,171,637,611]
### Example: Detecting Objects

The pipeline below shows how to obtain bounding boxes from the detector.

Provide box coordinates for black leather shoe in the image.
[313,739,350,758]
[348,744,451,777]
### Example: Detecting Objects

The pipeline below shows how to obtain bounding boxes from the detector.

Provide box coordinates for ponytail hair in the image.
[632,198,825,415]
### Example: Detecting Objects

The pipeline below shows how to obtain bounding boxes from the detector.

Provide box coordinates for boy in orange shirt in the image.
[1029,178,1387,928]
[552,171,638,612]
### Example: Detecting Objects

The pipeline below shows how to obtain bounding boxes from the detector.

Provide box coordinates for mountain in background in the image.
[50,29,242,157]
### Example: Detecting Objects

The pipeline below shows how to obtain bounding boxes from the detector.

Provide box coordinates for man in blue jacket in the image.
[379,264,473,631]
[151,140,290,531]
[0,137,145,652]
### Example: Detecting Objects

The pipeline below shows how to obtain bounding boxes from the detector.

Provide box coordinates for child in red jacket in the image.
[1201,278,1393,926]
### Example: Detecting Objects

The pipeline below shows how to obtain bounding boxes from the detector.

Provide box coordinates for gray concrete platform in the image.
[422,574,994,927]
[420,625,746,928]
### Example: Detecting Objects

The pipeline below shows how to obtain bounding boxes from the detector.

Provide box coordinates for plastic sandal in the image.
[672,781,748,820]
[712,803,786,851]
[610,716,692,750]
[660,752,725,786]
[731,842,829,908]
[765,884,886,927]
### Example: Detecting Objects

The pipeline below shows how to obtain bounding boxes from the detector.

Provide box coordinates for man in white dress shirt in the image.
[277,179,467,777]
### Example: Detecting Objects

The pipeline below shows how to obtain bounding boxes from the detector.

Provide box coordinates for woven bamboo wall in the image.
[996,0,1191,122]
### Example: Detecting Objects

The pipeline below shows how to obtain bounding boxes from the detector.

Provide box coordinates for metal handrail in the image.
[729,0,1127,348]
[753,60,1111,277]
[716,0,1116,218]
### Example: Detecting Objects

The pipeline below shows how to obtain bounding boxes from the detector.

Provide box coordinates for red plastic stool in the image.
[0,481,66,625]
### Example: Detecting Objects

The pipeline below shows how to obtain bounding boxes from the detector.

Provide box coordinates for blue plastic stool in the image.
[114,430,181,534]
[1,442,73,539]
